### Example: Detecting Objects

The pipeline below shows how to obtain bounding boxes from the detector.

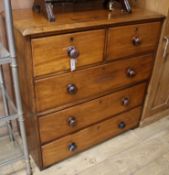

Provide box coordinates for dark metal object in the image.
[118,121,126,129]
[127,68,136,78]
[33,0,132,22]
[67,84,78,95]
[120,0,132,13]
[104,0,132,13]
[67,116,77,127]
[68,142,77,152]
[33,0,56,22]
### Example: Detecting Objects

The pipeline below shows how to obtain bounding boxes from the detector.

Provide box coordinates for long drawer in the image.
[107,22,161,61]
[31,29,105,77]
[42,107,141,167]
[39,83,146,143]
[35,55,153,112]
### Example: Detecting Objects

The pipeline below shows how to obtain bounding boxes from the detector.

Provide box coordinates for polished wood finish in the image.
[13,7,163,169]
[107,22,161,60]
[35,55,153,112]
[32,29,105,76]
[42,107,142,167]
[14,30,43,168]
[39,83,146,143]
[12,8,164,36]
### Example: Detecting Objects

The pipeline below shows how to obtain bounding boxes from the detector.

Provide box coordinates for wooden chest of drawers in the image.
[13,8,164,169]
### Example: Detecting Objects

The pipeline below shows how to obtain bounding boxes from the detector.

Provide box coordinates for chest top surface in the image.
[13,8,164,37]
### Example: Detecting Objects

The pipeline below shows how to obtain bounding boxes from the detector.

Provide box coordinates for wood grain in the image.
[12,8,164,36]
[39,83,146,143]
[141,0,169,15]
[42,107,142,167]
[35,55,154,113]
[31,29,105,76]
[107,22,161,60]
[14,30,43,169]
[142,10,169,120]
[12,7,163,169]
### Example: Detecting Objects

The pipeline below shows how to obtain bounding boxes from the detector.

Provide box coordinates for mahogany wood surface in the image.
[13,7,163,169]
[35,55,154,113]
[39,83,146,144]
[42,107,142,167]
[12,8,164,36]
[14,30,43,169]
[31,29,105,76]
[107,22,161,60]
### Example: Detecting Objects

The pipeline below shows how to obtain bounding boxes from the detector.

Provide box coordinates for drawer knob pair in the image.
[132,36,141,46]
[67,84,78,95]
[68,142,77,152]
[118,122,126,129]
[68,117,77,127]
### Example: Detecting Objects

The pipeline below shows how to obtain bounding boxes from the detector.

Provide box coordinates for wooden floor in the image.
[1,115,169,175]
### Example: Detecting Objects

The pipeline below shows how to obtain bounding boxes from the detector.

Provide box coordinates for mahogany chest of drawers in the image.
[13,8,164,169]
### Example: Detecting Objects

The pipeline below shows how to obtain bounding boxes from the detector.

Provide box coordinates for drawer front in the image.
[42,107,141,167]
[32,30,105,77]
[39,83,146,143]
[35,55,153,112]
[107,22,161,61]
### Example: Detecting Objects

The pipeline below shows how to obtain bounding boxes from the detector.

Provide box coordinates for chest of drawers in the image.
[13,8,164,169]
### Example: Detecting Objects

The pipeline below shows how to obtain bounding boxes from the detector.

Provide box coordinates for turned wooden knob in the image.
[68,142,77,152]
[67,117,77,127]
[118,122,126,129]
[67,84,78,95]
[127,68,136,78]
[67,46,79,59]
[121,97,130,106]
[132,36,141,46]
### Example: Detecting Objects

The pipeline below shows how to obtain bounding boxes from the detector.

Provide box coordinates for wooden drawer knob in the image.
[68,142,77,152]
[67,84,78,95]
[127,68,136,78]
[118,122,126,129]
[67,117,77,127]
[121,97,130,106]
[67,46,79,59]
[132,36,141,46]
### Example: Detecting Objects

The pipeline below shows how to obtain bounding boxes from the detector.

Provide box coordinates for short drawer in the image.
[39,83,146,143]
[31,29,105,77]
[35,55,153,112]
[107,22,161,61]
[42,107,141,167]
